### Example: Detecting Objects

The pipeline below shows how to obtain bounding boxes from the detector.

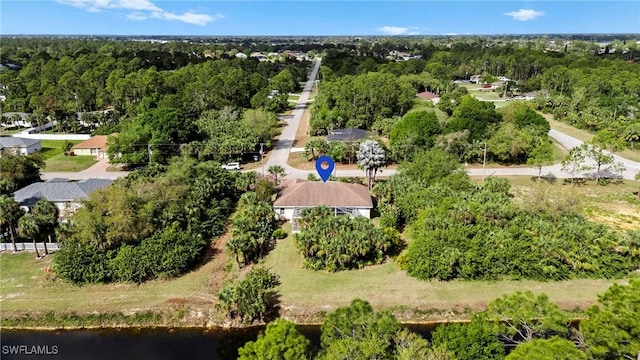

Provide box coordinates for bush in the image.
[293,206,402,271]
[272,228,287,240]
[216,267,280,324]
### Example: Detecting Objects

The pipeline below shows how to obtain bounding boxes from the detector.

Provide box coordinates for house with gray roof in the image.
[0,136,41,155]
[327,128,368,142]
[13,178,113,220]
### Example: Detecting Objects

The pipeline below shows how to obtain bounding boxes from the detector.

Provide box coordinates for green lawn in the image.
[0,251,217,314]
[44,155,97,172]
[39,140,82,160]
[263,236,620,320]
[1,177,636,324]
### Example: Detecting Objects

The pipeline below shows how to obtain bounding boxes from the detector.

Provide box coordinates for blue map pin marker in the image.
[315,155,335,183]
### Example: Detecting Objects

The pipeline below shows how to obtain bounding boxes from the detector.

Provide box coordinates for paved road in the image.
[261,58,322,179]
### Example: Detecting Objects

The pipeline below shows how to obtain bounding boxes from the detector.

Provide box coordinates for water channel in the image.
[1,324,440,360]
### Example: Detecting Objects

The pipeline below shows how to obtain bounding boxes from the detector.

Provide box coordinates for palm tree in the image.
[18,213,40,258]
[0,195,25,252]
[267,165,286,185]
[356,140,386,190]
[31,199,59,256]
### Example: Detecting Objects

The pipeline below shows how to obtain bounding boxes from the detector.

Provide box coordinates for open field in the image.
[487,176,640,232]
[0,251,214,314]
[263,236,622,322]
[0,232,236,325]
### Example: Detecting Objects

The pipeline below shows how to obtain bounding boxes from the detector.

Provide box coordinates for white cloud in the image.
[151,11,223,26]
[442,32,458,36]
[56,0,221,26]
[378,26,409,35]
[126,11,147,21]
[504,9,545,21]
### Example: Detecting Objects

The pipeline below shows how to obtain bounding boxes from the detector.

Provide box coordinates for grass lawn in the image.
[0,252,217,315]
[44,155,97,172]
[39,140,82,160]
[263,236,621,321]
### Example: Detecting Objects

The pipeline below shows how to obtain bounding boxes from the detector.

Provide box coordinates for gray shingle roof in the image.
[13,178,113,206]
[0,137,40,148]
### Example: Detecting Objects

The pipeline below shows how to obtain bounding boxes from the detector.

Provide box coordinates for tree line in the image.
[372,148,639,282]
[234,279,639,360]
[52,157,252,284]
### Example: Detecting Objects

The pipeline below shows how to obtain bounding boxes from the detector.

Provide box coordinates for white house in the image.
[273,179,374,232]
[0,136,41,155]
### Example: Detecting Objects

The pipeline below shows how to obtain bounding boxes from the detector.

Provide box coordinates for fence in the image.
[0,242,61,252]
[17,133,91,140]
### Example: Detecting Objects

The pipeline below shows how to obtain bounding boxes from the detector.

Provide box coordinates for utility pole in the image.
[260,142,265,175]
[482,142,487,182]
[148,143,152,163]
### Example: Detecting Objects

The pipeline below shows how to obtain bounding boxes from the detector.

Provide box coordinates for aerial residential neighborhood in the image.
[1,1,639,359]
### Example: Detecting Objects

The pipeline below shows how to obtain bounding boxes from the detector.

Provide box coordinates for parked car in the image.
[221,162,241,170]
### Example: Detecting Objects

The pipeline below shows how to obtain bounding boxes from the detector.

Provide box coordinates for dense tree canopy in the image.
[310,72,415,134]
[294,206,401,271]
[238,318,311,360]
[54,157,241,283]
[0,152,44,193]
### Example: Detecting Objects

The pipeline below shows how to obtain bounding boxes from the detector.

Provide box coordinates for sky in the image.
[1,1,639,36]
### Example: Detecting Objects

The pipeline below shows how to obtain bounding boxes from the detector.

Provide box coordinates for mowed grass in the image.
[0,251,217,314]
[263,237,621,319]
[44,155,97,172]
[38,140,98,172]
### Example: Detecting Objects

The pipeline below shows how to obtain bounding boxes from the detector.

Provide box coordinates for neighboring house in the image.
[1,112,32,128]
[469,74,482,84]
[13,178,114,221]
[416,91,441,104]
[0,136,41,155]
[327,128,368,142]
[273,179,374,232]
[71,135,108,158]
[235,52,248,59]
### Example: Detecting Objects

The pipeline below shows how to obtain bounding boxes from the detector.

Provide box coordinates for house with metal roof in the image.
[273,179,373,232]
[327,128,368,142]
[13,178,113,220]
[0,136,41,155]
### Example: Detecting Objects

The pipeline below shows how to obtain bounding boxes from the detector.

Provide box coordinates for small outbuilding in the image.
[273,179,373,232]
